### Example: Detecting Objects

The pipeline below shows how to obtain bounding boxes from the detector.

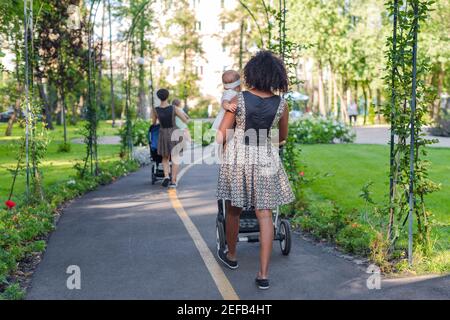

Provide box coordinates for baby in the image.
[212,70,241,130]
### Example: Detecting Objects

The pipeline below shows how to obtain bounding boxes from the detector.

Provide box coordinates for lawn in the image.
[0,120,119,143]
[0,121,121,200]
[300,144,450,252]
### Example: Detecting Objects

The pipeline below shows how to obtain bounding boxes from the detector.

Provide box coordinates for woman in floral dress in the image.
[216,51,294,290]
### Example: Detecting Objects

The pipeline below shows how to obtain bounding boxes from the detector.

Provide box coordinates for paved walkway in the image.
[353,126,450,148]
[72,136,121,145]
[70,126,450,148]
[26,150,449,299]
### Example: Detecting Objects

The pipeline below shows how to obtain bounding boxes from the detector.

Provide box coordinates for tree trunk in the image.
[97,1,106,119]
[37,79,54,130]
[332,71,338,119]
[376,88,381,124]
[137,16,147,119]
[363,83,369,125]
[183,43,188,109]
[335,77,348,123]
[239,20,245,71]
[328,66,333,117]
[61,86,67,143]
[5,84,22,136]
[318,61,326,116]
[433,65,444,122]
[108,0,116,127]
[6,39,23,136]
[368,85,373,124]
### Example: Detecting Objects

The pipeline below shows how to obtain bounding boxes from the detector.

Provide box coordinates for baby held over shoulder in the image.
[212,70,241,130]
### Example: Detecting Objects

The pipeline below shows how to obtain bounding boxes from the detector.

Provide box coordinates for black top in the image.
[155,105,175,129]
[243,91,281,146]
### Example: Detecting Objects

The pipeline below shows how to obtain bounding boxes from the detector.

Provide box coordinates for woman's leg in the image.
[162,156,170,178]
[171,162,179,183]
[225,201,242,260]
[255,209,274,279]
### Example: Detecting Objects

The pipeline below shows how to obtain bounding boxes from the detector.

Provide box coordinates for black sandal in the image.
[255,277,270,290]
[217,249,239,270]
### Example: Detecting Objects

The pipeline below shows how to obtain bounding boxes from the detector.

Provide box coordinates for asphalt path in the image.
[27,159,450,300]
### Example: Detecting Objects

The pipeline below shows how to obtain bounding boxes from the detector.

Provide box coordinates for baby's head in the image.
[172,99,181,108]
[222,70,241,91]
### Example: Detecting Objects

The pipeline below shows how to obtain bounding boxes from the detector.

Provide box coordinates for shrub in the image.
[188,105,209,119]
[289,116,355,144]
[0,159,139,299]
[336,223,376,256]
[119,118,150,148]
[57,142,71,153]
[293,200,349,241]
[188,121,213,146]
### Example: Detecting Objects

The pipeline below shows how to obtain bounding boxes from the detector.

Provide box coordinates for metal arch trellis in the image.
[407,0,419,266]
[9,0,43,203]
[238,0,266,48]
[237,0,287,55]
[386,0,431,266]
[278,0,286,61]
[23,0,33,199]
[82,0,102,176]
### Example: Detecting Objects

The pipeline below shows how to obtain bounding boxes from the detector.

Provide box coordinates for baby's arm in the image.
[222,100,237,113]
[221,91,238,113]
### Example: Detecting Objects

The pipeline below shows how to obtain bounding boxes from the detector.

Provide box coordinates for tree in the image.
[287,0,388,120]
[0,0,25,136]
[35,0,87,137]
[167,0,203,108]
[421,0,450,121]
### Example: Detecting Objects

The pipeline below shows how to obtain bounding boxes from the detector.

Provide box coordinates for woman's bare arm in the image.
[279,104,289,144]
[216,111,236,144]
[151,107,158,125]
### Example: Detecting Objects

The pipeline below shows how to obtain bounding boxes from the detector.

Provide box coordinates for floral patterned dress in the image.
[217,91,294,210]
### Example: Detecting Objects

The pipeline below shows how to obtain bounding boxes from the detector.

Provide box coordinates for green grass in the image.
[0,121,119,144]
[300,144,450,254]
[0,121,121,199]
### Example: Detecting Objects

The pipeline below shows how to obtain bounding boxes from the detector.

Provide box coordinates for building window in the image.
[196,21,202,31]
[221,0,225,9]
[222,43,226,52]
[222,22,226,31]
[200,66,204,75]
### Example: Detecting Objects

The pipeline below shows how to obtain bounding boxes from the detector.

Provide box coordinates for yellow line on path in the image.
[168,187,239,300]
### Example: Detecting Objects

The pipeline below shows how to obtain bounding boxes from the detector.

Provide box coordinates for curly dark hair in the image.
[244,50,289,93]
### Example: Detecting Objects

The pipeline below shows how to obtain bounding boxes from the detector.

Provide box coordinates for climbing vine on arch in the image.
[383,0,440,261]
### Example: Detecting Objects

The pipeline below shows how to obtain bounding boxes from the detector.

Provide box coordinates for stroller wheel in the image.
[279,219,292,256]
[216,219,226,252]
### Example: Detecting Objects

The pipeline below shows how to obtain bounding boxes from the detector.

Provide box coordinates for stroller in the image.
[216,201,292,256]
[215,149,292,256]
[148,124,166,185]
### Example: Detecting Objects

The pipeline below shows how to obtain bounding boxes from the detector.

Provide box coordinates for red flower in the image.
[299,171,305,177]
[5,200,16,209]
